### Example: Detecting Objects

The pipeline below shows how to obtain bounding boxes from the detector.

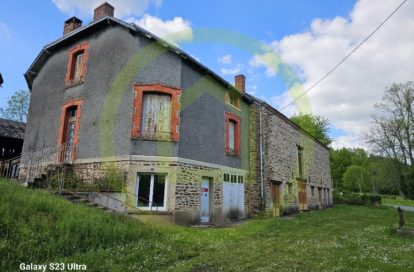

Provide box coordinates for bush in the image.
[334,191,381,206]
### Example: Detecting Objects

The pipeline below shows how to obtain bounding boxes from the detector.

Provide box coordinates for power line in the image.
[280,0,408,111]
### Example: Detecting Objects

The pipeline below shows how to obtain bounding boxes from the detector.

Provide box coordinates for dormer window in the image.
[65,42,89,87]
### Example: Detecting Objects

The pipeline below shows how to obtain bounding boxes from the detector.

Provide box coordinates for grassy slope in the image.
[1,179,414,272]
[382,195,414,207]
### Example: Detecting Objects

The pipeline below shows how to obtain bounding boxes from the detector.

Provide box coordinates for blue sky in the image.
[1,0,413,149]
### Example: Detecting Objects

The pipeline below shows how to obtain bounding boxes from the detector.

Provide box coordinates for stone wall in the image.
[249,102,332,215]
[75,157,249,225]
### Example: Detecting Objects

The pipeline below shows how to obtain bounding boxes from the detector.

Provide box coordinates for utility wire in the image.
[280,0,408,111]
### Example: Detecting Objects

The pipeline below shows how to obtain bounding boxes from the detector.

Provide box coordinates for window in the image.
[297,146,304,178]
[132,83,181,141]
[57,99,83,162]
[226,91,240,109]
[224,173,244,183]
[225,112,241,156]
[136,174,167,210]
[287,183,292,194]
[311,186,315,196]
[140,93,171,140]
[65,42,89,87]
[72,51,84,81]
[228,120,235,151]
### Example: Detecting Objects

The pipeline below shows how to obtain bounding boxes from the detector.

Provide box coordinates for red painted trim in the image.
[65,42,89,87]
[132,83,181,142]
[225,112,241,157]
[57,98,84,161]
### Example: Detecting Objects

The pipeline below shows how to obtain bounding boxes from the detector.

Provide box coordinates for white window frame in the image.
[135,173,168,211]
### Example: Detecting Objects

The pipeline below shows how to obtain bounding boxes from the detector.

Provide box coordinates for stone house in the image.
[20,3,332,225]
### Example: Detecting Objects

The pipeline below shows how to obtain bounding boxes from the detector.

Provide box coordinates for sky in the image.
[1,0,413,150]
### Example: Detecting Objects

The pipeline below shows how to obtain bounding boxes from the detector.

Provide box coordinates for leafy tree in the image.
[0,90,30,122]
[350,148,369,166]
[366,81,414,199]
[290,113,332,146]
[367,81,414,165]
[343,165,370,193]
[330,148,353,189]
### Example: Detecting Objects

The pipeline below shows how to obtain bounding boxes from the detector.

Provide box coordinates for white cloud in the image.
[331,135,368,150]
[250,0,414,149]
[127,15,193,45]
[249,53,278,77]
[52,0,162,18]
[218,54,232,64]
[0,23,11,40]
[221,64,243,76]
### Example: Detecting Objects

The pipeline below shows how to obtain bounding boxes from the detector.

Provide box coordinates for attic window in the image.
[65,42,89,87]
[226,91,240,109]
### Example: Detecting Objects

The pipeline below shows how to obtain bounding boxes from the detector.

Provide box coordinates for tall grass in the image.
[0,179,179,270]
[1,178,414,271]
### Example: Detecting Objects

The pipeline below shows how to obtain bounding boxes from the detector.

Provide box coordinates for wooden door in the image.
[271,183,280,217]
[298,182,308,211]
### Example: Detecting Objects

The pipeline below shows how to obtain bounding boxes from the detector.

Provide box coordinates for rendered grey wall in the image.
[22,23,249,170]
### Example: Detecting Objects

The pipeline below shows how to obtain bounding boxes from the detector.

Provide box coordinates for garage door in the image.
[223,173,245,220]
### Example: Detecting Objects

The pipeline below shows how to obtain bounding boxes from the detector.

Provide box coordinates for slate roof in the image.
[0,118,25,139]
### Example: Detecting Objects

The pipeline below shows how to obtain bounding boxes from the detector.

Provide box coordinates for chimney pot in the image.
[93,2,115,21]
[63,17,82,35]
[235,74,246,93]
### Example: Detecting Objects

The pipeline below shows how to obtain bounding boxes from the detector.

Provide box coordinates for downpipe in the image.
[259,103,265,210]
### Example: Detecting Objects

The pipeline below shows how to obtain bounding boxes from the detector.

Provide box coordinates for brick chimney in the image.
[235,74,246,93]
[93,2,114,21]
[63,17,82,35]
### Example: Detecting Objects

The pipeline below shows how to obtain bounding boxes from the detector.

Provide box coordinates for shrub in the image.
[334,191,381,206]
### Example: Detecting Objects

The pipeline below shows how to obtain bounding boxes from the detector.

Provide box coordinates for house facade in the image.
[20,3,332,225]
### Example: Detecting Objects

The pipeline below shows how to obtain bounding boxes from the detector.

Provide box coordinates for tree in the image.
[366,81,414,199]
[0,90,30,122]
[343,165,370,193]
[367,82,414,165]
[330,148,353,189]
[290,113,332,146]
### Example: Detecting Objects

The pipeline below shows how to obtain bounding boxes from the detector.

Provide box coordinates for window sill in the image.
[65,79,84,89]
[127,209,171,215]
[131,137,179,143]
[296,177,307,182]
[225,152,241,158]
[226,102,241,111]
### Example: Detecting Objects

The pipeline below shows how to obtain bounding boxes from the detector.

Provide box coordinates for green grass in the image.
[1,178,414,272]
[382,195,414,207]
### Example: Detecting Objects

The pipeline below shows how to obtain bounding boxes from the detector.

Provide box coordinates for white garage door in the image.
[223,173,245,220]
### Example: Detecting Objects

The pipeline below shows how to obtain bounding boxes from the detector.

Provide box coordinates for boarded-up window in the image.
[73,51,83,81]
[228,120,235,152]
[225,112,241,156]
[141,93,171,140]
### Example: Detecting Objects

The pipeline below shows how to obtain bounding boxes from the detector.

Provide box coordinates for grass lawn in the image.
[1,178,414,272]
[382,195,414,207]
